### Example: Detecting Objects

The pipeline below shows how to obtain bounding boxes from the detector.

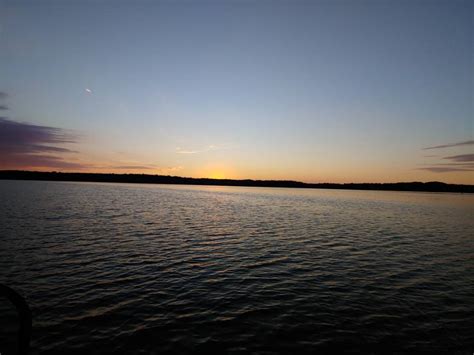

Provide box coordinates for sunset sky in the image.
[1,0,473,183]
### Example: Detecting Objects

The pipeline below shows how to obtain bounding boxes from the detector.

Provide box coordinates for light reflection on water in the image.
[0,180,473,354]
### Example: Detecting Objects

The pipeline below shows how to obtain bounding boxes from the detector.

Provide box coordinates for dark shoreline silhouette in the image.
[1,170,472,193]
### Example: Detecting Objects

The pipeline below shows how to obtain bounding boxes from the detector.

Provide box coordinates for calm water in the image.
[0,180,473,354]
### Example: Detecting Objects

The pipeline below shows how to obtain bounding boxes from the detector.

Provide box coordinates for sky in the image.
[0,0,473,184]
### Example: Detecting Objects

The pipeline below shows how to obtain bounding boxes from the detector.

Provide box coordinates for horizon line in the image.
[0,170,473,192]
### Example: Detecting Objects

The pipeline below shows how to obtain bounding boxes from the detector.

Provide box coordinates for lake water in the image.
[0,180,473,354]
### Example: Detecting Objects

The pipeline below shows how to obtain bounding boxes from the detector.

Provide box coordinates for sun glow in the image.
[209,171,226,179]
[199,164,236,180]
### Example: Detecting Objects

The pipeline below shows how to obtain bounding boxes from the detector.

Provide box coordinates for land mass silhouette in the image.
[0,170,472,193]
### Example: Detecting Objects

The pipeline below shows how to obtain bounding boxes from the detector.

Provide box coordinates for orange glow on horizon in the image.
[208,172,225,179]
[4,161,473,185]
[197,163,238,180]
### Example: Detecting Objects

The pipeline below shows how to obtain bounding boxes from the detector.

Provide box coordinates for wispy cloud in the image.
[418,158,474,173]
[176,149,200,154]
[443,154,474,162]
[0,105,8,110]
[2,155,87,170]
[418,143,474,173]
[418,167,473,173]
[427,163,474,168]
[0,117,83,170]
[423,140,474,150]
[0,117,76,151]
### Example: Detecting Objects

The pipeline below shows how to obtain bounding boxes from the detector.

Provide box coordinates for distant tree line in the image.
[0,170,472,193]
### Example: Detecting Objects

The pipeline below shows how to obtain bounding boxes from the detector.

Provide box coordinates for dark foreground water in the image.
[0,180,473,354]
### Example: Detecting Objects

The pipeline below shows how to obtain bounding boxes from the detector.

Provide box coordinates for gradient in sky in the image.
[1,0,473,183]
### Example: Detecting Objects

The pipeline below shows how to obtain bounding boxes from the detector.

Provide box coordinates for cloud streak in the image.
[176,149,200,154]
[424,140,474,150]
[0,117,83,170]
[443,154,474,162]
[418,167,474,173]
[419,147,474,173]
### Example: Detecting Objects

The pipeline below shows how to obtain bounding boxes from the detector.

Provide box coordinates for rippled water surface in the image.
[1,180,473,354]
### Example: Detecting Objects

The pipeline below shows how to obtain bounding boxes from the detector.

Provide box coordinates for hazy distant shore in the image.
[1,170,472,193]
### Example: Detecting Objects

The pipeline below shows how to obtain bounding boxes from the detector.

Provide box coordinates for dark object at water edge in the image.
[0,284,32,355]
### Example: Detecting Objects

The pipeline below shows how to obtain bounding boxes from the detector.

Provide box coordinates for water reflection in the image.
[0,180,473,353]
